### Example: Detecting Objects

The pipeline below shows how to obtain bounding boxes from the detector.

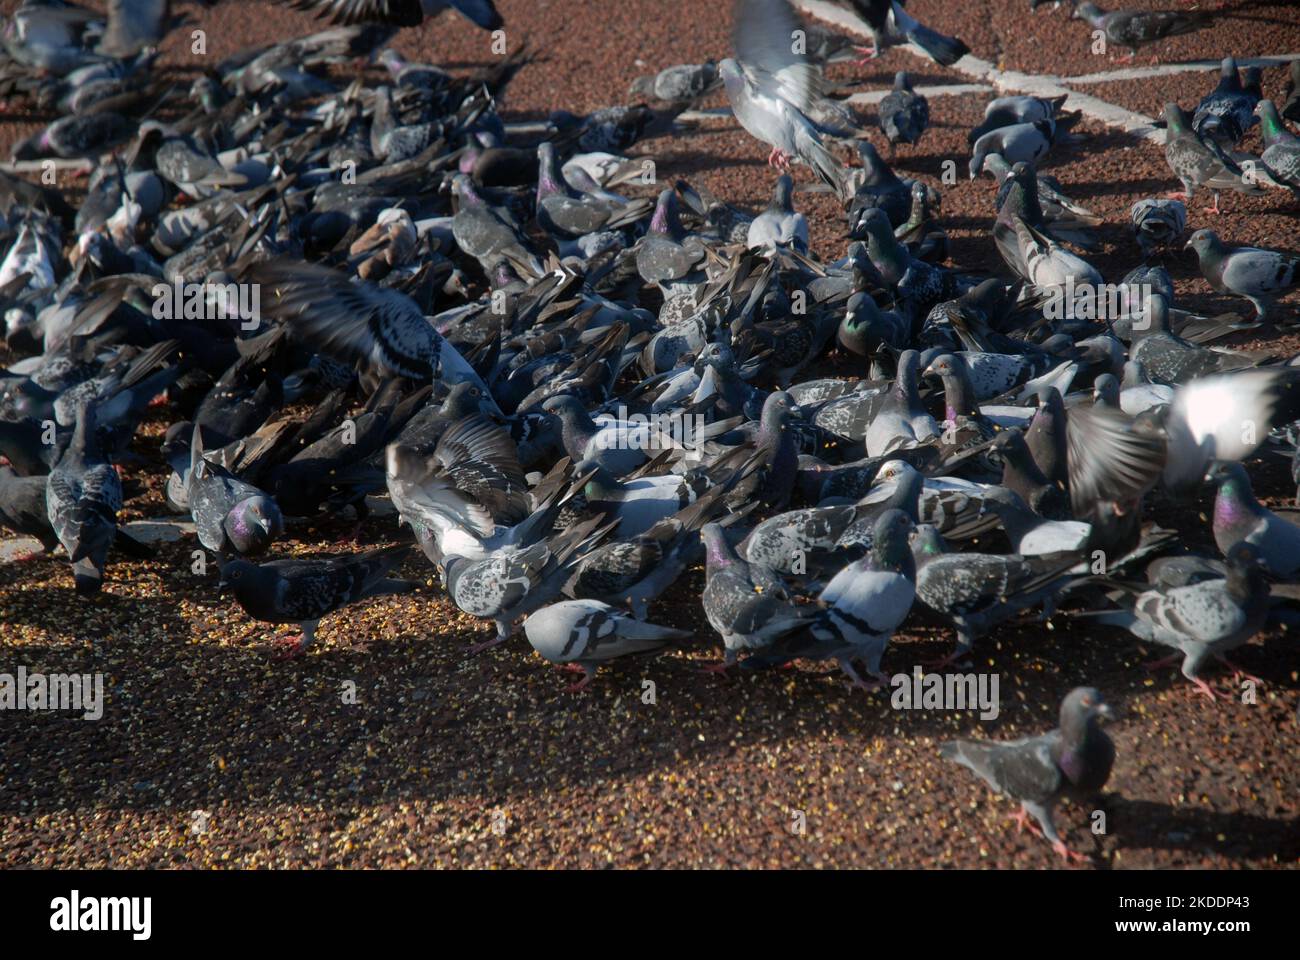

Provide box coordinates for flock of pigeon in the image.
[1,0,1299,863]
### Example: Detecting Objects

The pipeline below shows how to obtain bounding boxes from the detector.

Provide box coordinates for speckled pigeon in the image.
[219,545,415,659]
[1079,542,1269,701]
[1185,229,1299,322]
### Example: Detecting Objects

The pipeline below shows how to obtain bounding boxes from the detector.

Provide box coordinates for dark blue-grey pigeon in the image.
[45,402,123,595]
[187,426,284,557]
[940,686,1114,862]
[219,545,416,659]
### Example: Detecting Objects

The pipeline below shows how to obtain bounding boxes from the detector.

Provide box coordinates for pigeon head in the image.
[223,495,284,556]
[717,58,745,100]
[1072,3,1104,23]
[760,391,795,432]
[217,557,264,600]
[921,352,960,382]
[893,72,911,92]
[647,187,685,239]
[1162,102,1190,133]
[770,174,794,211]
[699,522,736,572]
[1059,686,1113,733]
[909,523,946,559]
[869,508,916,576]
[979,152,1010,183]
[1184,228,1223,258]
[1093,374,1120,409]
[848,205,893,244]
[1223,542,1268,592]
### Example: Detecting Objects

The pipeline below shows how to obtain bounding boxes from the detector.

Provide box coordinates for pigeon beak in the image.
[1096,702,1114,721]
[216,580,229,599]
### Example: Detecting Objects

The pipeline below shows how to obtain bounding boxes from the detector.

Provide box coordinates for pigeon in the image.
[1162,103,1263,215]
[970,122,1053,180]
[97,0,178,59]
[218,545,416,659]
[441,517,609,652]
[629,61,721,105]
[879,71,929,148]
[747,174,809,253]
[1130,198,1186,257]
[1079,542,1269,701]
[699,521,822,670]
[524,599,692,692]
[1072,3,1214,63]
[1255,100,1300,196]
[1206,462,1300,578]
[940,687,1114,862]
[807,508,916,689]
[848,0,969,67]
[1283,60,1300,125]
[1129,293,1257,384]
[719,0,847,198]
[44,402,123,595]
[912,525,1079,666]
[1193,57,1258,149]
[286,0,503,30]
[635,188,706,283]
[251,260,495,399]
[186,426,284,557]
[1185,229,1299,322]
[847,141,913,229]
[0,466,62,556]
[865,350,939,457]
[968,94,1069,146]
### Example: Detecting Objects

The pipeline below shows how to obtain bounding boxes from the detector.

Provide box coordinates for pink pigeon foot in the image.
[272,635,307,660]
[1143,653,1181,672]
[1053,839,1092,864]
[1189,676,1220,702]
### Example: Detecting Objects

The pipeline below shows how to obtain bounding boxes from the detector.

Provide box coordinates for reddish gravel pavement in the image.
[0,1,1297,869]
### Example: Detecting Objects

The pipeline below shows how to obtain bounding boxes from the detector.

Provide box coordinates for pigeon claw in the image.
[1189,677,1220,702]
[852,44,879,66]
[1011,808,1042,837]
[1053,840,1091,864]
[272,635,307,660]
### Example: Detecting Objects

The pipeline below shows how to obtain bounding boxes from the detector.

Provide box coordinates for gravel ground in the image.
[0,0,1298,869]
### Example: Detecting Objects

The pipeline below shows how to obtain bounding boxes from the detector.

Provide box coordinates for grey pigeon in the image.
[1080,542,1269,701]
[1256,100,1300,196]
[524,599,692,692]
[218,545,416,659]
[1206,462,1300,578]
[719,0,847,198]
[1073,3,1214,62]
[912,525,1078,666]
[940,687,1114,862]
[1130,198,1186,257]
[969,122,1052,180]
[286,0,503,30]
[1162,103,1263,214]
[252,259,495,398]
[806,508,915,689]
[879,71,929,148]
[968,94,1069,145]
[747,174,808,253]
[849,0,969,67]
[442,517,608,652]
[629,61,721,104]
[45,402,123,595]
[699,521,822,670]
[1185,229,1299,322]
[1192,57,1258,149]
[186,426,284,557]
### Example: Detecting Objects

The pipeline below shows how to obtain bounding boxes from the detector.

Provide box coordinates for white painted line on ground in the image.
[1064,52,1300,84]
[794,0,1168,143]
